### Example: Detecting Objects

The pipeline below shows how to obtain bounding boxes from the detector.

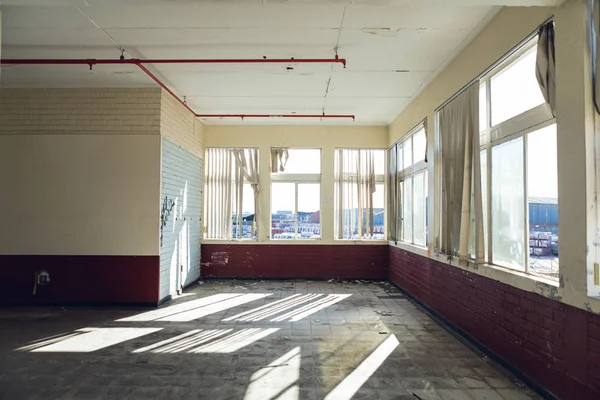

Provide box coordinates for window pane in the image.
[397,144,403,172]
[373,183,385,239]
[271,183,295,239]
[492,137,525,270]
[232,184,256,239]
[403,137,412,170]
[298,183,320,239]
[481,149,488,260]
[413,129,426,164]
[527,124,559,281]
[281,149,321,174]
[479,81,487,133]
[413,172,426,246]
[491,46,545,126]
[402,177,413,242]
[425,172,428,247]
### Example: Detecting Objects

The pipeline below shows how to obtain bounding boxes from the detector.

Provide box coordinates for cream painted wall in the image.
[0,88,162,256]
[388,0,600,314]
[204,125,388,244]
[0,135,161,255]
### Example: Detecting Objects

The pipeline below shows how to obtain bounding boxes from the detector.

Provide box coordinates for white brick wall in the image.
[0,88,162,135]
[159,138,202,301]
[160,90,204,157]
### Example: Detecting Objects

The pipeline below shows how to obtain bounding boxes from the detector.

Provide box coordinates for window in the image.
[390,124,428,246]
[271,149,321,239]
[334,149,385,240]
[478,36,558,281]
[204,148,259,240]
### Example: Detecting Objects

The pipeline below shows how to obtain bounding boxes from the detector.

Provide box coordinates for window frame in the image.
[270,148,322,240]
[392,122,428,247]
[334,148,386,241]
[477,36,557,279]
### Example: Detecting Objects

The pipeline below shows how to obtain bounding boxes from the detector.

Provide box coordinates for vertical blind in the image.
[335,149,376,239]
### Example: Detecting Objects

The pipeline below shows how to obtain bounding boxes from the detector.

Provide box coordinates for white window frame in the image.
[393,122,428,247]
[334,148,386,241]
[270,149,321,240]
[478,36,557,277]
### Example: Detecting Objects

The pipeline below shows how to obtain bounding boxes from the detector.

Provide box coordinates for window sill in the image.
[333,240,389,245]
[467,261,559,288]
[389,241,429,257]
[201,239,257,244]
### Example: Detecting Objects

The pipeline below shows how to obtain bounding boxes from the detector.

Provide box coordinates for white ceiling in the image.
[0,0,559,125]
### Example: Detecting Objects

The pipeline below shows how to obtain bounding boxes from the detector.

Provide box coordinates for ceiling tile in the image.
[2,28,119,47]
[2,6,96,29]
[82,4,345,29]
[343,5,494,30]
[165,72,329,97]
[187,96,326,112]
[327,70,431,98]
[338,28,470,71]
[0,65,154,88]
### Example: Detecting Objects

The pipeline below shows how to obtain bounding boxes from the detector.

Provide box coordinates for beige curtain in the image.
[536,22,556,116]
[439,82,484,262]
[205,148,233,239]
[336,149,376,239]
[270,148,289,172]
[232,149,260,236]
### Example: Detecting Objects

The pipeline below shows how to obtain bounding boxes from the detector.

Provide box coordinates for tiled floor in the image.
[0,280,544,400]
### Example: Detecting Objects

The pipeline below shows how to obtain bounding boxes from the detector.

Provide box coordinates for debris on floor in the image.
[378,330,389,334]
[375,310,393,316]
[281,336,291,341]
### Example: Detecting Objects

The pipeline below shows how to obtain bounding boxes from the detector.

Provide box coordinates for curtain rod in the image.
[435,16,554,112]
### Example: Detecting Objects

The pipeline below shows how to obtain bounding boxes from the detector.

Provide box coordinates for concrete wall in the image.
[0,88,162,304]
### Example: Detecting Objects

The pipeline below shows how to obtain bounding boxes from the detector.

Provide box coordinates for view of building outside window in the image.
[271,149,321,239]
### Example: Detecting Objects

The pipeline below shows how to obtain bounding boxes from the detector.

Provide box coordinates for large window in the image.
[334,149,385,240]
[271,149,321,239]
[478,37,558,281]
[204,148,259,240]
[390,124,428,246]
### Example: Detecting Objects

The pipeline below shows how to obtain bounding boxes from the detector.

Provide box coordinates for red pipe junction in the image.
[1,56,355,121]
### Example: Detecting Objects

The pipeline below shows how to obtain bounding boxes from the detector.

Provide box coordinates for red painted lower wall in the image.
[0,255,160,305]
[389,245,600,400]
[201,244,388,280]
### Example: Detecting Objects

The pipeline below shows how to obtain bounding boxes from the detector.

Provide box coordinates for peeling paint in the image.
[210,251,229,266]
[535,281,562,301]
[361,28,397,37]
[559,274,565,288]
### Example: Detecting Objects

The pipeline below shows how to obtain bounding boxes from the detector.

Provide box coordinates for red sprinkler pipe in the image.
[0,55,346,68]
[1,56,355,120]
[195,114,356,120]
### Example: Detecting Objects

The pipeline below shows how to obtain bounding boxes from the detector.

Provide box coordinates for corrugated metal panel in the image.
[159,138,202,301]
[529,203,558,226]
